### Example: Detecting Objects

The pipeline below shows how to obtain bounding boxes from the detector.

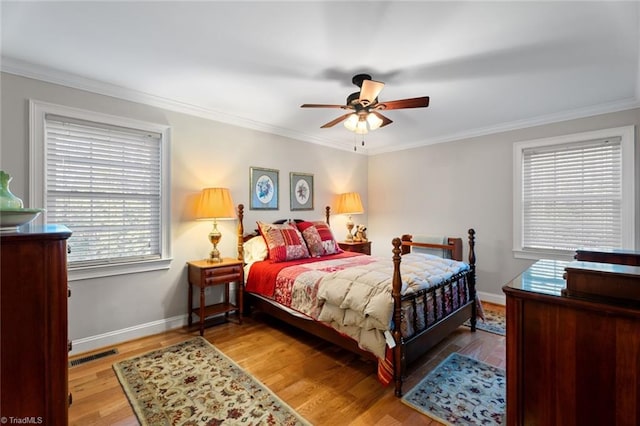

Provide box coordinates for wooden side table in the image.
[187,258,244,336]
[338,240,371,255]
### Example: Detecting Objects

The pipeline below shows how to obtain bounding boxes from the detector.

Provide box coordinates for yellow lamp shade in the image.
[196,187,235,220]
[335,192,364,215]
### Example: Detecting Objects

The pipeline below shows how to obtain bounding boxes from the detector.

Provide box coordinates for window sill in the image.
[68,257,173,281]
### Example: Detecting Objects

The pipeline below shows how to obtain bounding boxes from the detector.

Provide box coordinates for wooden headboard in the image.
[235,204,332,261]
[235,203,472,263]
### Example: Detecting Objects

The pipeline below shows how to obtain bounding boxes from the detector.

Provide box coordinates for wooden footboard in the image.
[390,230,476,396]
[237,203,477,397]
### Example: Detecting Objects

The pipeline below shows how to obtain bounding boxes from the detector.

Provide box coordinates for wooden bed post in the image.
[391,237,405,397]
[325,206,331,225]
[237,204,245,261]
[468,228,477,331]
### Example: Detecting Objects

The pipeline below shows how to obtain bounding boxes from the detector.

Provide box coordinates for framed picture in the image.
[250,167,279,210]
[290,172,314,211]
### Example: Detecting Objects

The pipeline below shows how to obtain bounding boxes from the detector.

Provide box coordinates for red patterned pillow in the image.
[297,221,342,257]
[257,221,310,262]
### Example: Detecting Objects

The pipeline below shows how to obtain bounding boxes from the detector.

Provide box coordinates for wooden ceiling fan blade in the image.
[301,103,348,109]
[359,80,385,104]
[370,111,393,127]
[376,96,430,110]
[320,113,353,128]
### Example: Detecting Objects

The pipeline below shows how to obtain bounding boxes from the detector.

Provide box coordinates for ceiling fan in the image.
[301,73,430,134]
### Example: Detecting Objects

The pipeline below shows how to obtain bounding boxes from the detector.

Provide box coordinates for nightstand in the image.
[187,258,244,336]
[338,240,371,255]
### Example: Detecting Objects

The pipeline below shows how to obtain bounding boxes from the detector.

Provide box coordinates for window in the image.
[30,100,171,280]
[513,126,635,260]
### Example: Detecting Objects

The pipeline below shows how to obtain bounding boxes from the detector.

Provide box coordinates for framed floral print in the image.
[290,172,313,211]
[250,167,279,210]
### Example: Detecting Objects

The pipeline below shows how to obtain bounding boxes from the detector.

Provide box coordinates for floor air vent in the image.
[69,348,118,367]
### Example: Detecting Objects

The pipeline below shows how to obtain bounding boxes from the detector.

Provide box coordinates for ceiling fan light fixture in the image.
[344,115,368,134]
[304,74,429,134]
[344,112,381,134]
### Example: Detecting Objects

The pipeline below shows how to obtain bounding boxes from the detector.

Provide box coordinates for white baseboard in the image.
[70,314,188,356]
[477,291,505,306]
[70,292,505,356]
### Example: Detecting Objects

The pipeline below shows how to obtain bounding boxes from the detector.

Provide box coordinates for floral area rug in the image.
[464,306,505,336]
[113,336,310,426]
[402,353,506,425]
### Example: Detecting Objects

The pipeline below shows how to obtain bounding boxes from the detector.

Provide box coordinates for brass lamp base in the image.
[345,216,355,242]
[207,220,223,263]
[208,245,222,263]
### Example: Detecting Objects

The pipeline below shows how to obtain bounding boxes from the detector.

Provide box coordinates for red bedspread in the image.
[245,251,362,300]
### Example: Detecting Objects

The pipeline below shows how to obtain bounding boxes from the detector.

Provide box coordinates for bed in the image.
[235,204,477,396]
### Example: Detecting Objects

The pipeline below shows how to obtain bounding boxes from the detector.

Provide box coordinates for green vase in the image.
[0,171,24,209]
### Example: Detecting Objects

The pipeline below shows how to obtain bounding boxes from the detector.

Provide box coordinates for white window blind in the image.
[522,137,622,252]
[45,114,163,267]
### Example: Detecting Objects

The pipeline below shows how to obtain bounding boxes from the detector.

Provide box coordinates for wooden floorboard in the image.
[68,303,505,425]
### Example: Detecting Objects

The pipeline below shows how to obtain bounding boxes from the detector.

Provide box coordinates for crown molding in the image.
[3,56,637,157]
[367,97,640,155]
[0,57,358,154]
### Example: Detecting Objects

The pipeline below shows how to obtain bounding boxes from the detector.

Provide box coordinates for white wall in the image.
[1,72,368,353]
[368,108,640,303]
[2,72,639,352]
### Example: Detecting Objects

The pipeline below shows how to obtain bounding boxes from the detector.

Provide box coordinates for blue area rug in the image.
[402,353,506,425]
[464,307,506,336]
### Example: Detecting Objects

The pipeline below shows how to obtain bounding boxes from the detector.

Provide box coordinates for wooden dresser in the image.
[1,225,72,424]
[503,256,640,426]
[575,248,640,266]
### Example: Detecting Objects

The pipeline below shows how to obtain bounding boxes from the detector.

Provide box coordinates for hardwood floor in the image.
[68,303,505,425]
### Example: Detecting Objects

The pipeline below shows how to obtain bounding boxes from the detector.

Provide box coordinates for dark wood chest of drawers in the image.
[1,225,72,423]
[503,255,640,426]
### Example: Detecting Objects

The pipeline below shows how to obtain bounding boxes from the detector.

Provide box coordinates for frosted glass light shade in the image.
[343,113,383,134]
[366,113,383,130]
[344,114,360,132]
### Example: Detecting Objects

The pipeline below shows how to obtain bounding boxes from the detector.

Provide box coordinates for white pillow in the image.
[243,236,268,264]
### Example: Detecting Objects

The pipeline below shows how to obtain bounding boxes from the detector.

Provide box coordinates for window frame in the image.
[29,99,172,281]
[513,125,635,261]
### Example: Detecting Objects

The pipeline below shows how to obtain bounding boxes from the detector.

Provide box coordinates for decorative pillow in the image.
[243,236,268,264]
[297,221,342,257]
[257,221,310,262]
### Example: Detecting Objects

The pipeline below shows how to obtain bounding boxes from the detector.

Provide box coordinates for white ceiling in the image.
[2,1,639,154]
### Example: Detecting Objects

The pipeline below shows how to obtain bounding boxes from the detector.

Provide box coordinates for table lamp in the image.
[335,192,364,242]
[196,187,235,262]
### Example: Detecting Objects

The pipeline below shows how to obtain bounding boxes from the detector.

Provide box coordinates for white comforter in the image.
[312,253,470,358]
